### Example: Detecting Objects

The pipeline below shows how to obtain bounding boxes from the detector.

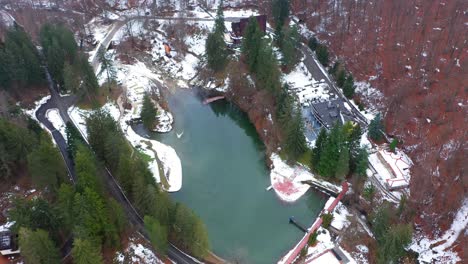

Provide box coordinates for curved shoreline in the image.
[120,107,183,193]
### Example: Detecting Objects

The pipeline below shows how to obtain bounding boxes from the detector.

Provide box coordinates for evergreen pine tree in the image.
[316,44,329,66]
[19,228,61,264]
[144,216,168,255]
[191,217,210,258]
[368,113,384,141]
[308,36,318,51]
[74,53,99,100]
[316,123,341,177]
[205,18,228,73]
[21,44,43,86]
[335,149,350,178]
[312,128,328,167]
[153,190,172,225]
[280,25,299,69]
[241,17,263,73]
[284,109,307,160]
[355,148,369,177]
[377,224,412,264]
[336,69,346,87]
[256,41,281,94]
[71,239,104,264]
[116,155,134,196]
[63,62,80,93]
[57,184,75,231]
[141,93,158,130]
[0,27,43,89]
[27,136,67,192]
[65,122,83,159]
[46,39,65,87]
[132,179,152,215]
[172,203,210,258]
[272,0,290,28]
[343,74,355,98]
[97,47,116,85]
[276,84,294,129]
[329,61,340,76]
[0,49,13,88]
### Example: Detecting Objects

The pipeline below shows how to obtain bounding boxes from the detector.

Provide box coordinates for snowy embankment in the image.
[68,101,120,142]
[154,108,173,133]
[69,101,181,192]
[114,61,175,133]
[114,235,164,264]
[122,120,182,192]
[409,198,468,263]
[114,64,181,191]
[46,108,67,142]
[270,153,341,202]
[83,14,182,191]
[330,202,351,231]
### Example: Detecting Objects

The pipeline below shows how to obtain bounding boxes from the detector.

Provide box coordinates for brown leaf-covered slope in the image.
[285,0,466,235]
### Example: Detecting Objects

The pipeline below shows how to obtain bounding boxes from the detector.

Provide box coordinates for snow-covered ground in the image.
[330,202,351,231]
[0,10,15,27]
[353,81,383,121]
[114,235,164,264]
[409,198,468,264]
[270,153,341,202]
[283,61,331,107]
[86,17,120,64]
[123,121,182,192]
[303,227,357,264]
[68,106,90,140]
[270,153,342,202]
[305,228,336,260]
[113,64,181,191]
[155,108,173,133]
[0,222,14,232]
[46,108,67,142]
[351,245,370,264]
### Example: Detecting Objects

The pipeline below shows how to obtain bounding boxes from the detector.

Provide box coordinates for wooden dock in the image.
[203,96,225,105]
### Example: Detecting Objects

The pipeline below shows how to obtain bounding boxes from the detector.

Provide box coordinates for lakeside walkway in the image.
[278,182,349,264]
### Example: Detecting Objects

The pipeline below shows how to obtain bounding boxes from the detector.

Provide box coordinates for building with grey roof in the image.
[311,99,355,129]
[0,230,19,256]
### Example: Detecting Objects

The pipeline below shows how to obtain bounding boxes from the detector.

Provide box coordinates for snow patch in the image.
[46,108,67,142]
[114,236,164,264]
[330,202,351,231]
[154,108,173,133]
[283,62,330,107]
[409,198,468,263]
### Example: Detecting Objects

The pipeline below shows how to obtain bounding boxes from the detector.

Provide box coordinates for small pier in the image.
[203,96,225,105]
[289,217,308,233]
[302,180,340,197]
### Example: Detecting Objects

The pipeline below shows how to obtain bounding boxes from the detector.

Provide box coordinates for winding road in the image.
[36,59,202,264]
[298,43,369,127]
